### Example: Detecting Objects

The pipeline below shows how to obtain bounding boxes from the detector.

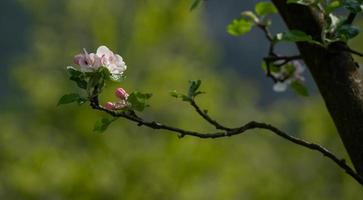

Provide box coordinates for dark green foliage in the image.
[290,80,309,96]
[58,93,87,106]
[94,117,117,133]
[128,92,152,112]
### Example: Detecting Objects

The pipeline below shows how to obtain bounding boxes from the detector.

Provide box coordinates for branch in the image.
[90,96,363,186]
[263,55,303,83]
[342,47,363,57]
[345,13,357,25]
[255,21,304,83]
[257,23,274,42]
[329,43,363,59]
[189,99,232,131]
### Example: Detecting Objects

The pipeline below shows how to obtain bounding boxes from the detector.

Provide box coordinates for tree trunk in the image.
[272,0,363,175]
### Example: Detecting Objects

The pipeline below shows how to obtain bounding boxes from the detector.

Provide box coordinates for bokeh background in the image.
[1,0,363,199]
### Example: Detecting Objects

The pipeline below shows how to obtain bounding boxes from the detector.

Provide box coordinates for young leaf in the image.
[188,80,204,98]
[170,90,180,98]
[286,0,316,5]
[326,0,342,13]
[67,66,87,89]
[275,30,312,42]
[77,97,88,105]
[170,90,191,102]
[58,93,82,106]
[128,91,152,112]
[255,2,277,16]
[94,117,117,133]
[227,18,254,36]
[290,80,309,96]
[342,0,363,13]
[274,30,322,46]
[262,61,281,73]
[336,24,360,41]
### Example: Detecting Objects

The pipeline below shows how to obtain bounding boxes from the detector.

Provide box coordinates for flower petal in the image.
[273,82,287,92]
[96,45,113,58]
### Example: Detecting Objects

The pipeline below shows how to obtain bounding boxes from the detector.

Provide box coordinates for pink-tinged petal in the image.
[104,102,116,110]
[83,48,89,55]
[73,54,84,65]
[115,54,124,63]
[96,45,113,58]
[115,88,129,100]
[89,53,102,69]
[78,58,93,72]
[100,56,109,66]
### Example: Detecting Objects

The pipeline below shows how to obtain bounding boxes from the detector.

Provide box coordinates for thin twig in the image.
[344,47,363,57]
[255,21,304,83]
[265,55,302,62]
[329,43,363,57]
[263,55,302,83]
[257,23,274,42]
[90,97,363,186]
[189,99,232,131]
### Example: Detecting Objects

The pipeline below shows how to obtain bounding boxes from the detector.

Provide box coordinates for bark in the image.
[271,0,363,174]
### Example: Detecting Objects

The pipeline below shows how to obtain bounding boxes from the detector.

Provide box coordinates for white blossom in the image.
[272,61,305,92]
[96,46,127,75]
[74,45,127,75]
[73,49,102,72]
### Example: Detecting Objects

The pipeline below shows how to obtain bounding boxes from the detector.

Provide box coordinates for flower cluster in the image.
[273,61,305,92]
[104,88,130,110]
[74,45,127,75]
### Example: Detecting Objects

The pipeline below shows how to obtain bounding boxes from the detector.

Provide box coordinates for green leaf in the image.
[290,80,309,96]
[274,30,322,45]
[58,93,83,106]
[170,90,190,102]
[326,0,342,13]
[170,90,182,98]
[227,18,254,36]
[86,67,112,96]
[286,0,316,5]
[67,66,87,89]
[99,67,111,78]
[94,117,117,133]
[190,0,202,11]
[342,0,363,13]
[255,2,277,16]
[275,30,312,42]
[77,97,88,105]
[336,24,360,41]
[284,63,296,76]
[262,61,281,73]
[188,80,204,98]
[128,91,152,112]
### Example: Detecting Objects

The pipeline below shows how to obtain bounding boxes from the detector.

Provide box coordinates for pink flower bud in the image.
[104,102,116,110]
[115,88,129,100]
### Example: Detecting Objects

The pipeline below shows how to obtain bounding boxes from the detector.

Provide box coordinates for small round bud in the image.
[115,88,129,100]
[104,102,116,110]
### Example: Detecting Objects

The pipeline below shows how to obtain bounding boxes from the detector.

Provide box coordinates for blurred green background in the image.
[0,0,362,199]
